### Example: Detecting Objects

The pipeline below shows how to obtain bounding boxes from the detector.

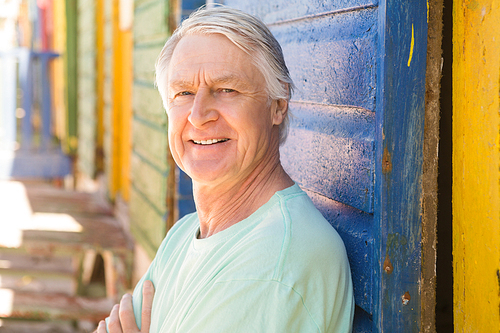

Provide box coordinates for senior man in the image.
[97,5,354,333]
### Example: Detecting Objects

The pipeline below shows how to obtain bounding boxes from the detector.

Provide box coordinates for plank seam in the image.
[133,113,166,131]
[130,181,167,219]
[132,148,168,176]
[267,3,378,27]
[133,79,156,88]
[301,186,374,215]
[290,100,374,114]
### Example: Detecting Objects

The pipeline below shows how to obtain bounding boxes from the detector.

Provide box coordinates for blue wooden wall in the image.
[221,1,428,332]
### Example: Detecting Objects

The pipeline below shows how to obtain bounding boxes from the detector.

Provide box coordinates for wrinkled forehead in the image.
[169,32,253,70]
[166,34,266,88]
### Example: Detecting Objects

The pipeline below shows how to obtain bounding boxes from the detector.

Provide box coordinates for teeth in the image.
[193,138,228,145]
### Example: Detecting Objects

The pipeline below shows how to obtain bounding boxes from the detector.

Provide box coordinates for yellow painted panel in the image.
[453,1,500,331]
[120,28,133,201]
[109,0,133,201]
[109,0,120,199]
[51,0,67,143]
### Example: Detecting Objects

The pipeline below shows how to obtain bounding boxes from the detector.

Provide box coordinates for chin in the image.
[185,165,232,185]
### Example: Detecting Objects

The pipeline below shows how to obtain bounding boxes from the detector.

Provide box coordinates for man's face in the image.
[165,33,284,187]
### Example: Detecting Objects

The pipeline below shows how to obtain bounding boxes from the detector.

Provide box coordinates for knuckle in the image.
[108,320,120,330]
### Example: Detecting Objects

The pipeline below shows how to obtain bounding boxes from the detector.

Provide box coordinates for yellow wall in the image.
[453,0,500,331]
[51,0,67,144]
[109,0,133,201]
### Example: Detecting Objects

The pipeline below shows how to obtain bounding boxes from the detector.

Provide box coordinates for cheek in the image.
[167,107,186,135]
[167,114,185,157]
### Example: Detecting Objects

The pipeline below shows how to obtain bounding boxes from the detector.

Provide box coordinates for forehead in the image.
[167,34,263,86]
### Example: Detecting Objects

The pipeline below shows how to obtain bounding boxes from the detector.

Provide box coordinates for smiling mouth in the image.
[192,138,229,145]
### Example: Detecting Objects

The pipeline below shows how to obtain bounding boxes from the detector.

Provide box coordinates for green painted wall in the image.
[65,0,78,154]
[129,0,173,258]
[103,0,114,189]
[76,0,96,178]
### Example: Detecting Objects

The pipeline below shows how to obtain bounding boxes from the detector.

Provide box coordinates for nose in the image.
[188,88,218,128]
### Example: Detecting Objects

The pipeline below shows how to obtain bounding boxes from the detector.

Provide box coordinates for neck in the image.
[193,155,293,239]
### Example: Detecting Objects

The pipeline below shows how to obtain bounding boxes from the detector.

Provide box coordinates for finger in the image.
[141,280,155,332]
[107,304,123,333]
[119,293,139,332]
[96,320,106,333]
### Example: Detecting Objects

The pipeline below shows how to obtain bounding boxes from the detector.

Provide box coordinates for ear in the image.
[271,98,288,126]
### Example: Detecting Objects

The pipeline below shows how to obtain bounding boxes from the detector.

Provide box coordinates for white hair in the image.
[155,5,294,144]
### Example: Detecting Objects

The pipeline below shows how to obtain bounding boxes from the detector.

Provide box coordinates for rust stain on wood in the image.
[384,254,394,274]
[382,146,392,173]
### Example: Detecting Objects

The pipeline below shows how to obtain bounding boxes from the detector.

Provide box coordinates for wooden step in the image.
[0,251,74,274]
[0,270,75,295]
[0,318,92,333]
[0,180,132,327]
[0,250,76,294]
[0,290,114,322]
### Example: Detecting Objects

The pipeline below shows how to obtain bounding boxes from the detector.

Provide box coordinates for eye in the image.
[221,88,236,93]
[176,91,193,97]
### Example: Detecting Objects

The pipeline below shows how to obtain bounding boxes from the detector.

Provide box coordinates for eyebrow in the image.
[168,73,249,90]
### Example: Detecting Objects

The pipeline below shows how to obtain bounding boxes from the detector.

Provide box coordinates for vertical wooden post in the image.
[118,5,133,202]
[51,0,67,144]
[65,0,78,154]
[109,0,121,199]
[0,53,17,151]
[421,0,444,331]
[375,1,428,331]
[453,1,500,331]
[95,0,105,173]
[19,49,33,149]
[110,0,133,201]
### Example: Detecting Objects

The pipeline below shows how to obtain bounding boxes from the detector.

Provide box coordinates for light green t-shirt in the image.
[132,184,354,332]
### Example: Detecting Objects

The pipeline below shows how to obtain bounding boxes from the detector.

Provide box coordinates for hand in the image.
[95,280,155,333]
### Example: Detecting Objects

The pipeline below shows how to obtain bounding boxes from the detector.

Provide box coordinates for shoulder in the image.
[151,212,198,264]
[279,187,349,263]
[274,188,354,332]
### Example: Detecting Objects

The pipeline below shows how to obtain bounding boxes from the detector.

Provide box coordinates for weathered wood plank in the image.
[273,8,377,110]
[129,187,167,258]
[226,0,377,24]
[0,252,74,275]
[0,291,114,322]
[0,269,75,295]
[130,152,168,212]
[77,0,96,179]
[133,45,165,83]
[134,0,169,43]
[132,116,168,170]
[65,0,78,154]
[452,0,500,331]
[129,0,172,256]
[281,103,374,213]
[23,182,113,216]
[133,84,167,125]
[374,0,427,331]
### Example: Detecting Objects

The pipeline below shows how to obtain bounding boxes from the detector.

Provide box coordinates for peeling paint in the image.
[498,269,500,317]
[384,254,393,274]
[402,291,411,305]
[408,24,415,67]
[382,146,392,173]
